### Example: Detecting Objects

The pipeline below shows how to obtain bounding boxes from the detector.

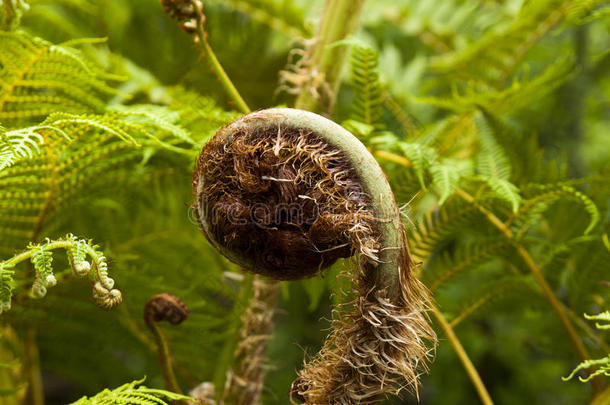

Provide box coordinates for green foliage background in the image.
[0,0,609,404]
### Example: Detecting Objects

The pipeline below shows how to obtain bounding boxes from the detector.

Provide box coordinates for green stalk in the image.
[192,3,250,114]
[432,306,495,405]
[295,0,367,114]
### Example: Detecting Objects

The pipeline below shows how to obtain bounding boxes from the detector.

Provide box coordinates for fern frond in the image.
[429,0,572,83]
[510,184,600,236]
[0,262,14,313]
[566,0,609,23]
[475,111,521,211]
[0,234,121,313]
[0,124,45,170]
[585,311,610,330]
[425,238,513,292]
[350,45,384,130]
[430,160,462,205]
[409,198,487,261]
[398,142,438,188]
[69,378,192,405]
[449,278,537,328]
[0,30,116,126]
[563,311,610,382]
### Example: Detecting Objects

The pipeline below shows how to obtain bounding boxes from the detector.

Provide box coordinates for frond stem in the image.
[192,3,250,114]
[148,321,183,396]
[432,306,494,405]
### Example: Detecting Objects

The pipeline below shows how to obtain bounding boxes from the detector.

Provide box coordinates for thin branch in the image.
[432,306,495,405]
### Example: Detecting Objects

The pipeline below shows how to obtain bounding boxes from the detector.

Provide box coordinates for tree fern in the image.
[449,277,539,328]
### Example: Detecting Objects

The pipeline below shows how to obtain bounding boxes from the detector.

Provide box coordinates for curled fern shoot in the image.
[0,234,121,313]
[564,312,610,382]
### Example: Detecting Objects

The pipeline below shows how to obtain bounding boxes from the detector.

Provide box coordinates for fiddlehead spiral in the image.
[144,293,190,328]
[0,234,122,313]
[193,108,436,404]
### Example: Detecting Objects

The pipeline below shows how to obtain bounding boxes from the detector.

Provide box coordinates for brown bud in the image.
[144,293,189,328]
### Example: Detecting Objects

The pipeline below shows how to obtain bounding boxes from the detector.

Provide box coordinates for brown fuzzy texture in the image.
[224,278,280,405]
[290,259,435,404]
[194,120,435,404]
[144,293,189,328]
[194,126,379,280]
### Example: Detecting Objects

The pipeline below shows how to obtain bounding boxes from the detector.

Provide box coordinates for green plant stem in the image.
[193,5,250,114]
[432,306,494,405]
[23,328,44,405]
[294,0,367,114]
[148,321,183,396]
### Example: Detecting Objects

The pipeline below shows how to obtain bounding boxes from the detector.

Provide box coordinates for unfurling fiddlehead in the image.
[0,234,122,313]
[193,108,436,404]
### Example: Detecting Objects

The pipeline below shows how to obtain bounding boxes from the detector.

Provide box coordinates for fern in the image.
[0,123,47,170]
[350,45,384,130]
[69,378,192,405]
[475,111,521,211]
[0,234,120,313]
[425,238,514,292]
[428,0,587,83]
[563,312,610,382]
[449,277,538,327]
[0,30,118,126]
[510,184,601,236]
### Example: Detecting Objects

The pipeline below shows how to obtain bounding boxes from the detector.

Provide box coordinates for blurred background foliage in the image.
[1,0,609,404]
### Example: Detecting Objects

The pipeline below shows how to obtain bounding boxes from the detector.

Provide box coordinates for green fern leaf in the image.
[430,161,461,204]
[350,45,384,130]
[511,184,600,235]
[69,378,192,405]
[0,262,14,312]
[429,0,574,83]
[450,278,537,327]
[0,30,117,126]
[398,142,438,189]
[0,124,45,170]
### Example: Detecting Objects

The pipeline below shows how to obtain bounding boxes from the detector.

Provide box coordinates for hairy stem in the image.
[223,277,280,405]
[295,0,367,114]
[432,306,494,405]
